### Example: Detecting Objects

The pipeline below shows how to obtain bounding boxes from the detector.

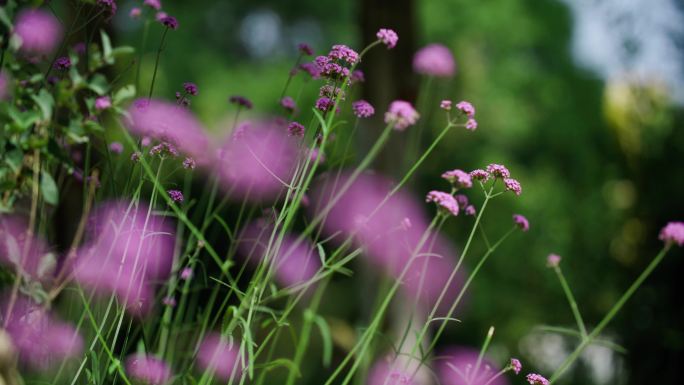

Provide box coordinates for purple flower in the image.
[547,253,561,268]
[72,42,86,55]
[95,96,112,110]
[456,101,476,117]
[129,7,142,18]
[328,44,359,65]
[513,214,529,232]
[183,82,198,96]
[180,267,193,280]
[167,189,184,203]
[376,28,399,49]
[182,157,196,169]
[315,97,335,112]
[281,96,297,111]
[659,221,684,246]
[504,178,522,195]
[298,42,314,56]
[465,118,478,131]
[155,11,167,22]
[441,169,472,188]
[426,191,459,216]
[160,16,178,30]
[14,9,63,56]
[464,205,476,216]
[437,347,507,385]
[149,142,179,157]
[131,152,141,162]
[351,69,365,83]
[287,121,305,137]
[196,333,242,380]
[126,355,172,385]
[54,57,71,71]
[1,216,53,282]
[229,95,253,109]
[413,44,456,78]
[310,147,325,164]
[299,62,322,79]
[455,194,469,208]
[109,142,124,154]
[352,100,375,118]
[97,0,118,18]
[526,373,550,385]
[440,100,452,110]
[384,100,420,130]
[510,358,522,375]
[470,169,490,182]
[486,164,510,179]
[367,358,418,385]
[144,0,162,10]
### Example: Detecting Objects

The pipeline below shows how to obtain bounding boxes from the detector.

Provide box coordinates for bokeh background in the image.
[87,0,684,383]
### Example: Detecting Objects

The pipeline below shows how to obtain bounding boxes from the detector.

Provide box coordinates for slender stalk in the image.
[553,265,588,339]
[148,27,169,100]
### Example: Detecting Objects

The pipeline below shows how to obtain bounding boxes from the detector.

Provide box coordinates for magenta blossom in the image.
[486,164,511,179]
[465,118,478,130]
[367,357,420,385]
[438,347,509,385]
[470,169,490,182]
[385,100,419,130]
[413,44,456,78]
[14,9,63,56]
[180,267,193,280]
[659,221,684,246]
[287,121,305,137]
[167,189,184,203]
[54,56,71,71]
[440,100,452,110]
[126,354,172,385]
[426,191,459,216]
[144,0,162,10]
[160,16,178,30]
[526,373,550,385]
[441,169,472,188]
[130,7,142,18]
[352,100,375,118]
[547,253,561,267]
[510,358,522,375]
[281,96,297,111]
[109,141,124,154]
[0,216,54,281]
[513,214,529,232]
[197,332,242,380]
[351,69,365,83]
[297,42,314,56]
[456,101,476,117]
[376,28,399,49]
[504,178,522,195]
[182,157,196,169]
[95,96,112,110]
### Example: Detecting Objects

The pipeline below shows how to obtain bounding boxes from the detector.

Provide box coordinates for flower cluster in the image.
[513,214,530,232]
[176,82,199,106]
[384,100,419,130]
[229,95,253,109]
[287,121,305,137]
[376,28,399,49]
[168,189,184,203]
[441,169,473,189]
[547,253,561,267]
[281,96,297,112]
[413,44,456,77]
[659,222,684,246]
[526,373,550,385]
[426,191,459,216]
[352,100,375,118]
[510,358,522,375]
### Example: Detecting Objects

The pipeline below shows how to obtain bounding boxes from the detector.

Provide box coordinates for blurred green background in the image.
[106,0,683,383]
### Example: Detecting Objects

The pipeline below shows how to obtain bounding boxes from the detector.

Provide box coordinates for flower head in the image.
[182,157,196,169]
[315,97,335,112]
[14,9,63,56]
[426,191,459,216]
[287,121,305,137]
[197,333,241,380]
[95,96,112,111]
[129,7,142,18]
[351,69,365,83]
[513,214,529,232]
[441,169,472,189]
[510,358,522,375]
[160,16,178,30]
[464,205,476,216]
[526,373,550,385]
[126,354,171,385]
[167,190,184,203]
[440,100,452,111]
[465,118,478,131]
[183,82,198,96]
[54,57,71,71]
[149,142,179,157]
[413,44,456,77]
[486,164,510,179]
[659,222,684,246]
[352,100,375,118]
[376,28,399,49]
[144,0,162,10]
[229,95,253,109]
[281,96,297,111]
[384,100,419,130]
[470,169,490,182]
[297,43,314,56]
[299,62,322,79]
[328,44,359,65]
[131,152,141,162]
[97,0,118,19]
[547,253,561,268]
[456,101,475,117]
[504,178,522,195]
[109,142,124,155]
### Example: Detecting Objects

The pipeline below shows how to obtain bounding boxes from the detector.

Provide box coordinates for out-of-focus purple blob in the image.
[125,354,172,385]
[367,358,422,385]
[437,347,508,385]
[196,332,242,381]
[309,172,464,315]
[125,98,210,162]
[215,120,299,201]
[71,201,175,316]
[238,221,320,289]
[14,9,63,56]
[0,216,54,281]
[1,296,83,371]
[413,44,456,78]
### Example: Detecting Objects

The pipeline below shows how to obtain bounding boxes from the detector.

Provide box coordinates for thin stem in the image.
[472,326,495,383]
[148,27,169,100]
[554,265,588,339]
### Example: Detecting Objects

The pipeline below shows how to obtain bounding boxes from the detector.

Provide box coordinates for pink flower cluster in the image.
[376,28,399,49]
[14,9,63,56]
[659,221,684,246]
[413,44,456,78]
[441,169,473,189]
[526,373,550,385]
[352,100,375,118]
[513,214,530,232]
[126,354,172,385]
[385,100,420,130]
[426,191,460,216]
[196,332,242,380]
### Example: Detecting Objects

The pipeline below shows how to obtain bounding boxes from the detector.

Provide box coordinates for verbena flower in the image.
[441,169,472,188]
[426,191,459,216]
[328,44,359,65]
[125,354,172,385]
[197,333,241,380]
[659,221,684,246]
[180,267,193,280]
[351,69,365,83]
[470,169,490,182]
[486,164,511,179]
[131,152,141,162]
[547,253,561,267]
[352,100,375,118]
[376,28,399,49]
[526,373,550,385]
[299,62,322,79]
[297,42,314,56]
[229,95,253,109]
[504,178,522,195]
[413,44,456,78]
[149,142,179,157]
[465,205,476,216]
[281,96,296,111]
[315,97,335,112]
[513,214,529,231]
[465,118,478,131]
[455,194,469,208]
[510,358,522,375]
[144,0,162,10]
[182,157,196,169]
[54,57,71,71]
[319,85,345,101]
[440,100,452,110]
[97,0,117,19]
[109,142,124,154]
[129,7,142,18]
[183,82,198,96]
[385,100,419,130]
[287,121,305,137]
[95,96,111,110]
[456,101,476,117]
[167,189,184,203]
[160,15,178,29]
[14,9,63,56]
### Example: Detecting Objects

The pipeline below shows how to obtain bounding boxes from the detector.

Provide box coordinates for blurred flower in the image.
[155,11,167,22]
[167,189,184,203]
[144,0,162,10]
[125,354,171,385]
[385,100,419,130]
[72,42,86,55]
[287,121,305,137]
[352,100,375,118]
[130,7,142,18]
[437,347,508,385]
[281,96,296,111]
[440,100,452,110]
[182,157,196,169]
[14,9,63,56]
[160,16,178,30]
[504,178,522,195]
[426,191,460,216]
[72,201,175,316]
[376,28,399,49]
[315,96,334,112]
[465,118,478,131]
[367,358,420,385]
[149,142,179,157]
[526,373,550,385]
[297,42,314,56]
[180,267,193,280]
[0,216,54,281]
[183,82,198,96]
[470,169,490,182]
[197,332,241,381]
[547,254,561,268]
[215,121,299,200]
[299,62,322,79]
[109,142,124,154]
[465,205,476,216]
[125,99,209,161]
[1,296,83,371]
[131,152,141,162]
[513,214,529,232]
[97,0,117,19]
[162,296,176,307]
[413,44,456,78]
[485,164,510,179]
[95,96,112,110]
[441,169,472,189]
[510,358,522,375]
[456,101,476,117]
[659,221,684,246]
[351,69,365,83]
[54,57,71,71]
[229,95,253,109]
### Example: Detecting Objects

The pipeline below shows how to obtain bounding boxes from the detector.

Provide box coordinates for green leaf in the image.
[40,171,59,205]
[88,74,109,95]
[111,46,135,58]
[5,149,23,173]
[101,30,114,64]
[113,85,137,105]
[31,89,54,121]
[311,313,333,367]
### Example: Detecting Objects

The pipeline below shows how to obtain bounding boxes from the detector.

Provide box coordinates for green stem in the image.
[148,27,169,100]
[554,265,588,339]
